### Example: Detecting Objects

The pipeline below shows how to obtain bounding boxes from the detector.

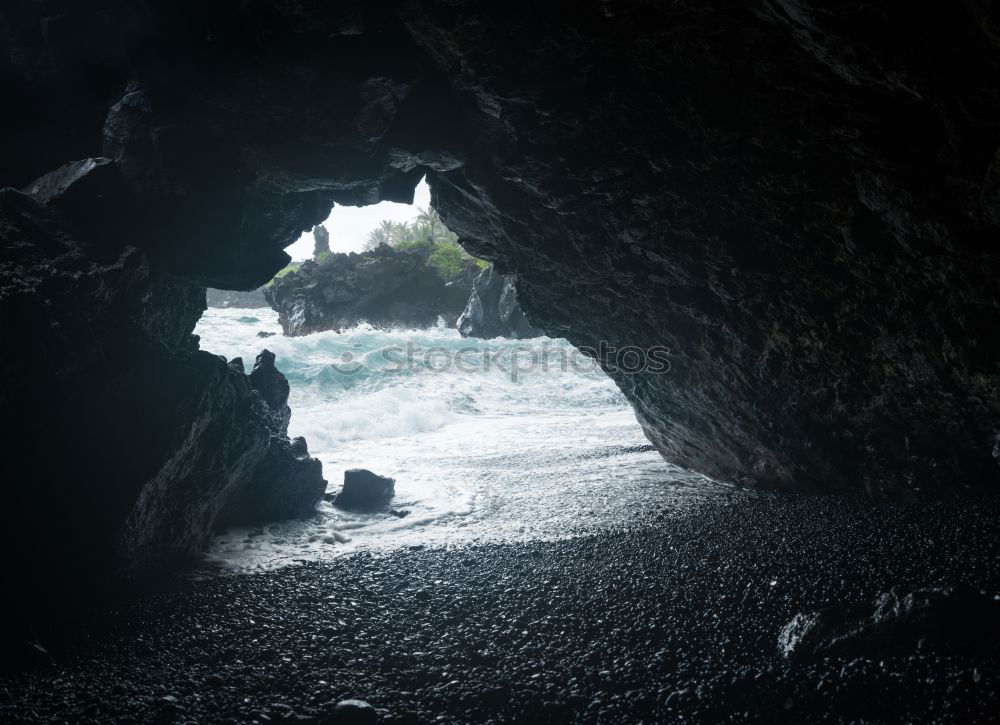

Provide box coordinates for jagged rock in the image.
[265,245,478,335]
[458,265,542,340]
[248,350,292,434]
[778,586,1000,662]
[0,189,324,651]
[313,224,331,258]
[21,157,133,253]
[216,435,325,527]
[206,288,269,309]
[257,331,276,338]
[334,469,396,510]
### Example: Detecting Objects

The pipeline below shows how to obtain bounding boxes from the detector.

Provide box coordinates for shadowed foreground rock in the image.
[778,585,1000,663]
[0,188,324,653]
[457,265,542,340]
[216,351,325,527]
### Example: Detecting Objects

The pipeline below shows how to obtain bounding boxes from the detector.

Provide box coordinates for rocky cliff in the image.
[2,1,1000,629]
[265,244,478,335]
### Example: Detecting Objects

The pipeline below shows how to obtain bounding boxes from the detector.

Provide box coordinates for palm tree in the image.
[363,220,397,250]
[415,207,445,243]
[390,220,413,246]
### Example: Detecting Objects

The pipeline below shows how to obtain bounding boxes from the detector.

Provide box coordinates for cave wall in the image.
[410,2,1000,494]
[2,0,999,618]
[0,187,325,634]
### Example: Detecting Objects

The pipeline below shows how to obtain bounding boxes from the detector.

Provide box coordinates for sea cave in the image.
[1,2,999,722]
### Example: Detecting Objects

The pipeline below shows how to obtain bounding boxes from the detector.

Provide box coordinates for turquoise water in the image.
[194,307,724,570]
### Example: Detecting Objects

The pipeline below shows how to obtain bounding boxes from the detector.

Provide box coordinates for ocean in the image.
[195,307,725,571]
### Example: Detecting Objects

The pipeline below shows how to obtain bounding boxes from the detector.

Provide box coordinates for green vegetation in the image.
[268,207,488,285]
[268,262,301,286]
[363,207,485,279]
[427,243,466,278]
[274,263,301,278]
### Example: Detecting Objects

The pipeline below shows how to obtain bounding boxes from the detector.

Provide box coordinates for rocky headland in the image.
[264,244,479,336]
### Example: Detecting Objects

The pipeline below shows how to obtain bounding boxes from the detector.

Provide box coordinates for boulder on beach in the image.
[334,469,396,510]
[332,699,377,725]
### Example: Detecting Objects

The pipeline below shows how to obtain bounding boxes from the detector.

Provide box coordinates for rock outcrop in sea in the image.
[313,224,331,258]
[458,265,542,340]
[264,245,479,336]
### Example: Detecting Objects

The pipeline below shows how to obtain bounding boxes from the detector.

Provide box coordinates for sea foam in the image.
[195,307,725,571]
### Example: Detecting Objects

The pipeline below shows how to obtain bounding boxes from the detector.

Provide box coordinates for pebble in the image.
[0,495,997,722]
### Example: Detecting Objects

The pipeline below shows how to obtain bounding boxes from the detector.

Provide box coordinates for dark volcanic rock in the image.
[2,496,999,722]
[332,699,378,725]
[217,436,324,528]
[458,265,542,339]
[1,0,992,493]
[334,469,396,510]
[215,351,324,526]
[1,1,999,630]
[779,585,1000,663]
[411,3,1000,494]
[248,350,292,433]
[21,157,133,252]
[265,245,477,335]
[206,288,269,309]
[0,188,324,650]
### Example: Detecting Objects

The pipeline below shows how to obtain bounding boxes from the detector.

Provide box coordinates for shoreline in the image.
[3,493,998,723]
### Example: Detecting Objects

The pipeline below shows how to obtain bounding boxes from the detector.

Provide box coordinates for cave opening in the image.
[196,178,719,571]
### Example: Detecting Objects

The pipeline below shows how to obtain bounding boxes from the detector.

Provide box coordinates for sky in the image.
[284,177,432,261]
